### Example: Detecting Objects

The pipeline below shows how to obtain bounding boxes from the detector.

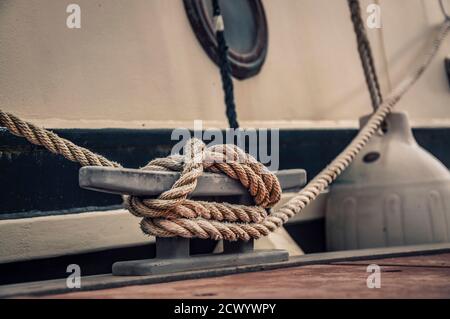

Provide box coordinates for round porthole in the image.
[183,0,269,79]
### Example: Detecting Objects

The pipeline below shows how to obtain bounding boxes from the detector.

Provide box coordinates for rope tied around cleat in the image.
[124,138,283,240]
[0,18,448,240]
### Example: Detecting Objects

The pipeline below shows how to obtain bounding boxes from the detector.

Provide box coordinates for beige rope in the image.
[0,110,119,168]
[1,20,448,240]
[124,139,282,240]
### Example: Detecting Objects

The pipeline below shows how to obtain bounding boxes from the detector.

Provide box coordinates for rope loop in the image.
[124,138,282,240]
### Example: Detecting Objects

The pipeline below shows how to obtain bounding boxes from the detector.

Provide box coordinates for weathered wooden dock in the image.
[42,252,450,299]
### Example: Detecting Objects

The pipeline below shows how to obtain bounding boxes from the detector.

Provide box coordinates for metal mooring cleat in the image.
[79,166,306,276]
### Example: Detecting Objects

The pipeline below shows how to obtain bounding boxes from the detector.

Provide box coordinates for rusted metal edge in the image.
[1,242,450,298]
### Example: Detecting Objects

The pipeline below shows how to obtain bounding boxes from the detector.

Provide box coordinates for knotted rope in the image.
[1,20,448,240]
[124,138,282,240]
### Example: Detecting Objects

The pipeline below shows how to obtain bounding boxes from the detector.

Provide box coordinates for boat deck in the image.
[43,252,450,299]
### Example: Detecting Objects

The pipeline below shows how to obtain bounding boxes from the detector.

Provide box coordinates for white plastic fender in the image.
[326,112,450,251]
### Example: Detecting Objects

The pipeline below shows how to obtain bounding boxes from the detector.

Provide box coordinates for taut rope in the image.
[1,20,448,240]
[0,110,119,168]
[212,0,239,129]
[348,0,384,110]
[440,0,450,20]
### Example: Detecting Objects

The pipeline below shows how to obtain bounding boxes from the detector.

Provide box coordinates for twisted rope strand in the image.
[212,0,239,129]
[348,0,384,110]
[0,110,119,168]
[0,20,448,241]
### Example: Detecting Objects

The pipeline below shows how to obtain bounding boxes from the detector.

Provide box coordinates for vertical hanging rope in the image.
[212,0,240,129]
[348,0,384,110]
[439,0,450,20]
